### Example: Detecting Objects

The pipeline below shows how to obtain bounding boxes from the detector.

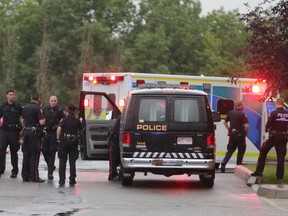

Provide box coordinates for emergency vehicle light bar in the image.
[242,84,262,94]
[137,83,195,89]
[83,75,124,84]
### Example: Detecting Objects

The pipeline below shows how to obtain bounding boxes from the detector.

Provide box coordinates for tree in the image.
[199,9,250,77]
[240,0,288,93]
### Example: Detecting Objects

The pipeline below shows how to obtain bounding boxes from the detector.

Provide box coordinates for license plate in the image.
[177,137,193,145]
[152,159,163,166]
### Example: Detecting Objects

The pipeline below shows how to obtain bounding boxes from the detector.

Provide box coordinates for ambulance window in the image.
[217,99,234,115]
[174,99,200,122]
[138,98,166,122]
[84,94,115,120]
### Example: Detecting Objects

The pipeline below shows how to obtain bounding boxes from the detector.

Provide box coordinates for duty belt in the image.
[24,127,36,131]
[230,128,243,136]
[45,126,57,131]
[1,123,22,131]
[63,133,79,142]
[271,131,288,135]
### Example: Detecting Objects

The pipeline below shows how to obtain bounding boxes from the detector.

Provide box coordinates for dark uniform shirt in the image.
[0,101,22,126]
[265,107,288,133]
[225,109,248,132]
[22,102,44,127]
[59,114,83,135]
[43,106,65,129]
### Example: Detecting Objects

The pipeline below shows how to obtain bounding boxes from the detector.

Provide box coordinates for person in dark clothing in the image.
[21,92,45,182]
[221,101,249,173]
[42,96,65,180]
[0,89,23,178]
[108,115,121,181]
[57,104,83,186]
[251,98,288,188]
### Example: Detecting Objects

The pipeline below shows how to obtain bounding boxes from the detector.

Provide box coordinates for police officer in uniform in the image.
[21,92,45,182]
[57,104,83,186]
[108,115,121,181]
[221,101,249,173]
[251,98,288,187]
[42,96,65,180]
[0,89,23,178]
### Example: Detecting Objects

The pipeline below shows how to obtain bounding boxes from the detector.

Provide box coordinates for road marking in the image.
[262,197,288,213]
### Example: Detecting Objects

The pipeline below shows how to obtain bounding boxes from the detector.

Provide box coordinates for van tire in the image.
[122,176,133,186]
[200,178,214,188]
[199,169,215,188]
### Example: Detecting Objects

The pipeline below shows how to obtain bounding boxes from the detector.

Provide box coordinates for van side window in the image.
[138,98,166,122]
[174,99,200,122]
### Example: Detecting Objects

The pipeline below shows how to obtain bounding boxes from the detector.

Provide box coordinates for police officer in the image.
[0,89,23,178]
[108,115,121,181]
[21,92,45,182]
[251,98,288,187]
[42,96,65,180]
[57,104,83,186]
[221,101,249,173]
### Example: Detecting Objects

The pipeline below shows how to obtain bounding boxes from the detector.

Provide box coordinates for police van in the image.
[118,87,221,187]
[80,72,287,165]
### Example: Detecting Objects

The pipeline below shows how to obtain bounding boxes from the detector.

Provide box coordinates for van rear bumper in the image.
[122,158,215,170]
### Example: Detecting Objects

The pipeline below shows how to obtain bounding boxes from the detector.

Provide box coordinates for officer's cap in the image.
[67,104,76,112]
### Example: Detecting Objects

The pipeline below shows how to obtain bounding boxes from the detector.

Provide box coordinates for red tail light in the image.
[122,132,131,146]
[207,134,215,148]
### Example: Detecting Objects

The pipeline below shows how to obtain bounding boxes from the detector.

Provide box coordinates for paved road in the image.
[0,152,288,216]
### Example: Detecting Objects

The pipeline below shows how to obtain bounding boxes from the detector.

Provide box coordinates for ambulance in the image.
[79,72,286,164]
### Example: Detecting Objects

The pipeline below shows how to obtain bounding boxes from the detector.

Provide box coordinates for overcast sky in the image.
[200,0,272,15]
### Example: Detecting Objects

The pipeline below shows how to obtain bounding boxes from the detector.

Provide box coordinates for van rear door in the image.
[79,91,121,160]
[127,95,213,158]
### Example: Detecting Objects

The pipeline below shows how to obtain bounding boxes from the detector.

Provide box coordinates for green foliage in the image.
[244,164,288,184]
[239,0,288,94]
[0,0,254,106]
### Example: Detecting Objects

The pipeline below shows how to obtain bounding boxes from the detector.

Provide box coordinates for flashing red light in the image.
[180,81,189,85]
[84,99,89,107]
[88,76,94,81]
[136,79,145,87]
[122,132,131,145]
[119,98,126,107]
[252,85,260,94]
[110,75,116,81]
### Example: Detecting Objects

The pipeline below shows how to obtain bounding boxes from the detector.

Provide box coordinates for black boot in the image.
[220,163,225,173]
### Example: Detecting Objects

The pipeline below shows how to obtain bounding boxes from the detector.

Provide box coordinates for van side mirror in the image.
[212,111,221,122]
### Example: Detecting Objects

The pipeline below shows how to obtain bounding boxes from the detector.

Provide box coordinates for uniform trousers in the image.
[42,131,57,174]
[0,130,20,175]
[109,137,120,178]
[21,130,42,181]
[58,139,79,183]
[222,134,246,166]
[255,135,287,179]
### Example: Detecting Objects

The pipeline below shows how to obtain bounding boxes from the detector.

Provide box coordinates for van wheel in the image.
[200,177,214,188]
[199,169,215,188]
[122,175,133,186]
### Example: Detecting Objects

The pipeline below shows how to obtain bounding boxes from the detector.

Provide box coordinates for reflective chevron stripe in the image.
[131,152,206,159]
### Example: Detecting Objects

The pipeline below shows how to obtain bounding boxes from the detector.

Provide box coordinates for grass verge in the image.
[243,163,288,184]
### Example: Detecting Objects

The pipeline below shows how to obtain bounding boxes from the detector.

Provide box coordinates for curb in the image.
[234,165,288,199]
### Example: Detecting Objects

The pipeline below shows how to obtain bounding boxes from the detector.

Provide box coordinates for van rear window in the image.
[138,98,166,122]
[174,99,200,122]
